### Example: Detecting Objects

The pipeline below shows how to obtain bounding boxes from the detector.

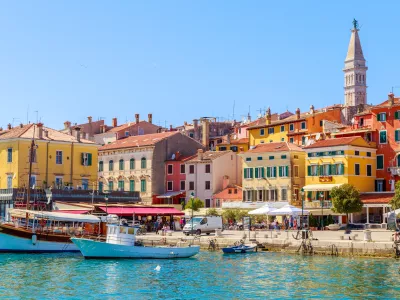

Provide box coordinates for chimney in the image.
[227,134,231,145]
[201,119,210,150]
[388,93,395,107]
[64,121,71,130]
[19,123,23,128]
[296,108,300,120]
[7,123,12,130]
[184,121,188,126]
[310,105,315,115]
[87,116,92,123]
[112,118,117,128]
[148,113,153,124]
[37,123,43,139]
[175,151,181,160]
[222,175,230,190]
[197,149,204,160]
[44,130,49,138]
[74,127,81,142]
[100,125,107,133]
[193,119,199,140]
[135,114,139,124]
[265,107,271,125]
[170,125,173,131]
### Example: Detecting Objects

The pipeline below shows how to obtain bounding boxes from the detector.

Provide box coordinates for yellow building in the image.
[238,142,305,204]
[303,136,376,200]
[0,123,99,189]
[215,138,249,153]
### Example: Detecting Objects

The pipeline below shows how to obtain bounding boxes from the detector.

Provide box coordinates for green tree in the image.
[390,181,400,209]
[330,184,362,223]
[184,198,204,211]
[206,208,220,216]
[235,209,249,222]
[222,209,238,223]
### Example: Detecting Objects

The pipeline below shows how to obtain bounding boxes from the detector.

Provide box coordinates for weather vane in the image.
[352,18,359,30]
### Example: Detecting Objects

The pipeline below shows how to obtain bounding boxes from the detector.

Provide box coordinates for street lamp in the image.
[320,192,324,230]
[190,192,195,236]
[301,188,305,229]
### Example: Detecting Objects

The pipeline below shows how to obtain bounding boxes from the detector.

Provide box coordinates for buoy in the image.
[32,234,37,245]
[154,265,161,271]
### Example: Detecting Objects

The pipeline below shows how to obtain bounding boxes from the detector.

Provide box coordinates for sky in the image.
[1,1,400,130]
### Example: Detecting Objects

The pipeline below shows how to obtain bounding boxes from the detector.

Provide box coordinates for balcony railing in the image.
[319,176,333,182]
[303,200,332,209]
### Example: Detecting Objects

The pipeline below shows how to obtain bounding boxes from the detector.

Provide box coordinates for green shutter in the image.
[81,153,84,165]
[273,167,277,177]
[307,165,311,176]
[331,164,336,175]
[286,166,289,177]
[341,164,345,175]
[319,165,324,176]
[377,113,381,121]
[250,168,254,178]
[396,111,399,119]
[267,167,271,178]
[255,168,259,178]
[87,153,92,166]
[130,180,134,192]
[278,166,282,177]
[261,168,265,178]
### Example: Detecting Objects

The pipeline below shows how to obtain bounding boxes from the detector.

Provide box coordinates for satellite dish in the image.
[171,153,176,160]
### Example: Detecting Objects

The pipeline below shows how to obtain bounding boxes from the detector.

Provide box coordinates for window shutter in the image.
[255,168,259,178]
[267,167,271,178]
[273,167,277,177]
[278,166,282,177]
[341,164,345,175]
[319,165,323,176]
[81,153,84,165]
[377,113,381,121]
[307,165,311,176]
[331,164,336,175]
[396,111,399,120]
[88,153,92,166]
[286,166,289,177]
[396,130,400,142]
[244,169,247,178]
[261,168,265,178]
[250,168,254,178]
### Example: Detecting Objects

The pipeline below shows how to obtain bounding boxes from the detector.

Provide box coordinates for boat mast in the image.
[26,125,36,211]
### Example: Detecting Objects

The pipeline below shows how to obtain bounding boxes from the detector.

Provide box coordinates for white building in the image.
[184,150,242,208]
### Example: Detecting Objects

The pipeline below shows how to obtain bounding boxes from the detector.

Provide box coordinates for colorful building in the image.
[212,180,242,208]
[0,123,99,190]
[215,138,249,153]
[238,142,305,204]
[184,150,242,208]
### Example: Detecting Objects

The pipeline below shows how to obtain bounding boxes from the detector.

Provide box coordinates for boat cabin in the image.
[106,224,138,246]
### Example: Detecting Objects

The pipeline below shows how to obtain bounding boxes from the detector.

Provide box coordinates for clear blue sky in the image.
[1,1,399,130]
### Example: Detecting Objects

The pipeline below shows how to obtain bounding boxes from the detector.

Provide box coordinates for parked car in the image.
[339,223,365,230]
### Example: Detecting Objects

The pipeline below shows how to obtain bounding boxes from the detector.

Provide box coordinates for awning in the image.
[156,191,185,199]
[9,209,100,223]
[99,207,184,216]
[306,208,343,216]
[302,184,342,191]
[55,210,91,214]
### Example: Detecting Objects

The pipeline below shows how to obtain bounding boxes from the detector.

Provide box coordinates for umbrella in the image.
[268,205,309,216]
[248,204,277,215]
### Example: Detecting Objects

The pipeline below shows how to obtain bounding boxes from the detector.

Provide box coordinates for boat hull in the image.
[222,245,258,254]
[71,238,200,259]
[0,232,79,253]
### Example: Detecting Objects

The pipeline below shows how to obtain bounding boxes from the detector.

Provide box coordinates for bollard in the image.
[363,230,372,242]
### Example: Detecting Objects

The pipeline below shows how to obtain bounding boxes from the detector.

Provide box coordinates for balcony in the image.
[319,176,333,183]
[304,200,332,209]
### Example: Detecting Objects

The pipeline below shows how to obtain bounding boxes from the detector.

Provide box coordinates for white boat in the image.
[0,209,101,253]
[71,224,200,259]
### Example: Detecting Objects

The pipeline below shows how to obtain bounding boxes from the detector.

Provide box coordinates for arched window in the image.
[99,161,104,172]
[130,158,135,170]
[141,157,147,169]
[119,159,124,170]
[109,160,114,171]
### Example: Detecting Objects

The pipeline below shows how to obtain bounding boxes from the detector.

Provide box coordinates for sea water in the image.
[0,252,399,299]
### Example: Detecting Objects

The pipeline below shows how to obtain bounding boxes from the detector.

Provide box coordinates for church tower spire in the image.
[343,19,367,107]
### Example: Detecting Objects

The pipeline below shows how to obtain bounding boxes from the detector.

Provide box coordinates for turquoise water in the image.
[1,252,400,299]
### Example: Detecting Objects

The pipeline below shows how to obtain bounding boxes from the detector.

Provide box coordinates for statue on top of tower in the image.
[352,19,359,30]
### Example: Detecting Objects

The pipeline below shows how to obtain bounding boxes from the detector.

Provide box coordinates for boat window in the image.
[127,227,135,235]
[120,227,127,234]
[200,218,207,225]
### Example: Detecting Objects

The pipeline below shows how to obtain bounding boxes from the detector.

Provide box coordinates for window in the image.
[396,111,400,120]
[108,181,114,191]
[377,155,384,170]
[219,146,227,151]
[269,156,274,160]
[245,157,252,162]
[125,131,129,137]
[205,199,211,208]
[99,182,103,193]
[189,181,195,190]
[189,132,194,138]
[281,155,287,159]
[141,157,147,169]
[266,166,277,178]
[180,164,185,174]
[55,176,63,188]
[56,151,63,165]
[230,146,238,152]
[289,124,294,132]
[379,130,387,144]
[301,122,306,130]
[228,189,232,194]
[30,175,36,188]
[189,165,195,174]
[130,159,135,170]
[260,129,265,136]
[118,180,124,191]
[377,112,386,122]
[255,167,265,179]
[81,153,92,166]
[180,180,185,191]
[99,161,104,172]
[167,164,173,175]
[355,151,359,156]
[308,165,319,176]
[281,189,287,201]
[331,164,345,175]
[205,181,211,190]
[355,164,360,176]
[167,181,173,191]
[279,166,289,177]
[140,179,146,192]
[257,156,263,161]
[281,138,285,142]
[268,128,274,134]
[119,159,124,170]
[301,136,306,145]
[376,180,384,192]
[294,165,299,177]
[7,148,12,163]
[270,189,277,201]
[396,130,400,142]
[280,125,285,132]
[7,175,12,189]
[234,188,238,194]
[367,165,372,177]
[366,152,371,157]
[82,179,89,190]
[257,190,263,201]
[294,155,298,159]
[319,120,323,127]
[109,160,114,171]
[244,168,254,179]
[129,180,135,192]
[323,164,330,176]
[289,138,294,143]
[205,164,211,173]
[359,118,364,126]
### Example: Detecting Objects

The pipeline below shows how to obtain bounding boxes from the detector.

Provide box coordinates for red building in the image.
[152,152,194,205]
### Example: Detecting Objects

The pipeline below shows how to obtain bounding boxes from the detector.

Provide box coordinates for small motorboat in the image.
[222,242,258,254]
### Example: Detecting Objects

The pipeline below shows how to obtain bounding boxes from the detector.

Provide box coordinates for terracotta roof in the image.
[360,193,394,204]
[245,142,303,153]
[303,136,373,149]
[99,131,179,151]
[0,124,95,144]
[185,151,231,163]
[218,138,249,146]
[212,185,243,200]
[106,120,158,133]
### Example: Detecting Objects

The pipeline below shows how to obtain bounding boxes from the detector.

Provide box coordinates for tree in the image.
[222,209,238,223]
[206,208,220,216]
[330,184,362,223]
[390,181,400,209]
[184,198,204,211]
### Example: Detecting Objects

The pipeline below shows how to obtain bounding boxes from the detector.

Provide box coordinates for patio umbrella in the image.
[268,204,309,216]
[248,204,277,215]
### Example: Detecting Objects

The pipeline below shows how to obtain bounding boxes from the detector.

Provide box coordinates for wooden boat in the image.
[71,224,200,259]
[222,244,258,254]
[0,209,101,253]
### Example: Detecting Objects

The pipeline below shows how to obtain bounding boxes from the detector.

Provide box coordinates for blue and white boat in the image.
[71,224,200,259]
[222,243,258,254]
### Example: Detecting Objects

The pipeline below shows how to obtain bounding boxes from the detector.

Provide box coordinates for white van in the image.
[183,216,222,236]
